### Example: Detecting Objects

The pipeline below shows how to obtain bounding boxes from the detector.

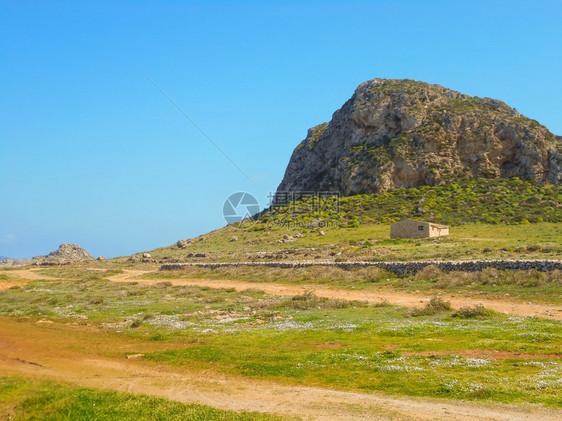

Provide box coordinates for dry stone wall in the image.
[160,259,562,275]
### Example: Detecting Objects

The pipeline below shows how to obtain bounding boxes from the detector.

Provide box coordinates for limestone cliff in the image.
[277,79,561,195]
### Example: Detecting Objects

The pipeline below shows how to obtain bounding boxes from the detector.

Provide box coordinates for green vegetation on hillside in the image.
[261,178,561,227]
[136,178,561,263]
[143,222,562,263]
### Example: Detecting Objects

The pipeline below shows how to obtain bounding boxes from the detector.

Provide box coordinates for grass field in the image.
[0,377,288,421]
[145,265,562,304]
[143,222,562,263]
[0,267,560,409]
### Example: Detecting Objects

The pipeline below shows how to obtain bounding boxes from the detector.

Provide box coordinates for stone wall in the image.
[160,259,562,275]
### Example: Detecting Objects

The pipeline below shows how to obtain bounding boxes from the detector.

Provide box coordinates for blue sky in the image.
[1,0,561,258]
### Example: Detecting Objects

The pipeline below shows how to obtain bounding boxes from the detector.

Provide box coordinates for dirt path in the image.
[4,268,561,320]
[0,269,57,290]
[0,318,560,421]
[109,270,562,320]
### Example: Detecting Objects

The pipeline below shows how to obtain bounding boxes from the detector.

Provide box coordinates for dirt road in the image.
[0,269,58,290]
[4,268,561,320]
[1,318,560,421]
[109,270,562,320]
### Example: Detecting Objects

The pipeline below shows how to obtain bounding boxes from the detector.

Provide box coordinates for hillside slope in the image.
[139,179,561,263]
[277,78,562,195]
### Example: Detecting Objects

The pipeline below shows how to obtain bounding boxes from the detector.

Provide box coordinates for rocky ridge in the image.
[277,79,562,195]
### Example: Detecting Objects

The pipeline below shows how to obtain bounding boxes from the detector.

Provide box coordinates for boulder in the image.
[176,240,191,249]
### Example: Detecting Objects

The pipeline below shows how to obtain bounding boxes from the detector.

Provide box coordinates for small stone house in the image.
[390,219,449,239]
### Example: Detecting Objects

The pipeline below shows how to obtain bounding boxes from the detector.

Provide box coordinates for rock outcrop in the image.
[45,243,95,262]
[277,79,562,195]
[0,243,95,267]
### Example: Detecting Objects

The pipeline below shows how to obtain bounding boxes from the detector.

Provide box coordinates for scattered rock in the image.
[126,353,145,360]
[306,219,324,229]
[230,236,238,242]
[142,253,151,258]
[319,230,325,236]
[176,240,191,249]
[277,235,296,244]
[97,256,106,261]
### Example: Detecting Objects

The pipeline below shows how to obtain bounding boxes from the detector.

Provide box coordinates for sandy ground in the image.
[108,270,562,320]
[1,318,560,421]
[0,269,58,290]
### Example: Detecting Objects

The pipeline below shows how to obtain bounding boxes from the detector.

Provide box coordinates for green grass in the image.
[145,223,562,265]
[144,221,562,264]
[263,178,561,226]
[131,178,561,263]
[0,272,560,407]
[143,310,562,406]
[0,377,288,421]
[144,265,562,304]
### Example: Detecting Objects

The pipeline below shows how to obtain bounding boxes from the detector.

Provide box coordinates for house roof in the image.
[428,222,449,229]
[391,219,448,228]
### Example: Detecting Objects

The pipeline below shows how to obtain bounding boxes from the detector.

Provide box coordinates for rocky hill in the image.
[0,244,95,267]
[45,244,95,262]
[277,79,562,195]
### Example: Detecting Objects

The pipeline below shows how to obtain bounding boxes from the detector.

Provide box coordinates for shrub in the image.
[156,281,173,288]
[415,265,443,282]
[89,296,105,305]
[452,304,493,318]
[409,297,451,317]
[280,290,353,310]
[130,319,143,328]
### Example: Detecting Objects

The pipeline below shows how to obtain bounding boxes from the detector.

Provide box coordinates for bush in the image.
[89,296,105,305]
[130,319,143,328]
[280,290,354,310]
[452,304,494,318]
[409,297,451,316]
[415,265,443,282]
